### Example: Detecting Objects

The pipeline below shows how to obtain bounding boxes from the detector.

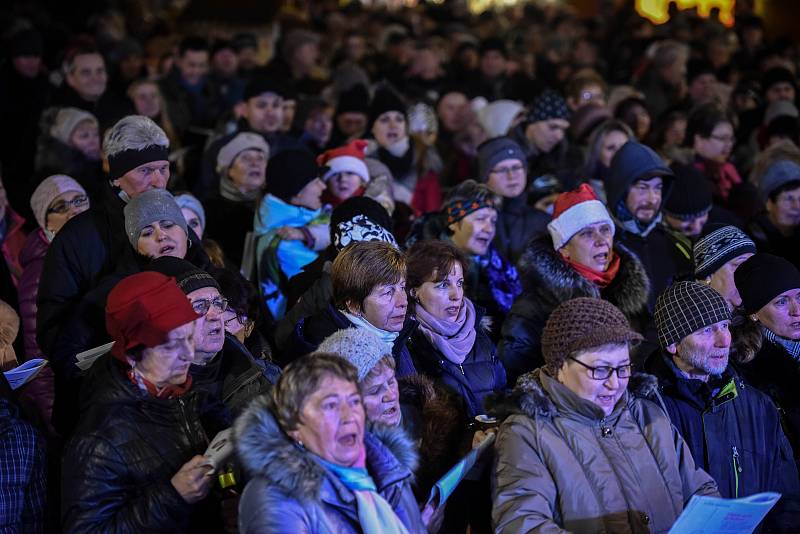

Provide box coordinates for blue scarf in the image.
[615,199,661,237]
[316,457,410,534]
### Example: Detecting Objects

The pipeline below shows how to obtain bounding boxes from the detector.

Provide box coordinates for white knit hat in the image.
[49,107,98,145]
[547,183,615,250]
[30,174,87,230]
[216,132,270,175]
[477,99,524,138]
[316,327,392,382]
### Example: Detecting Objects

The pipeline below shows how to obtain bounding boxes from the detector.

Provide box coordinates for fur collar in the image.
[516,235,650,318]
[486,369,659,421]
[234,394,418,503]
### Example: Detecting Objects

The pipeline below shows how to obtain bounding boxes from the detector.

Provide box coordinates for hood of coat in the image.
[486,368,659,422]
[606,142,674,216]
[516,235,650,317]
[234,393,419,503]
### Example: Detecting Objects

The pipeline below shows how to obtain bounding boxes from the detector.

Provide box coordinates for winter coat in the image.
[736,337,800,465]
[234,394,426,534]
[493,194,550,265]
[274,257,333,353]
[62,355,221,533]
[498,236,650,385]
[646,353,800,530]
[17,229,48,360]
[0,395,47,534]
[191,333,275,421]
[489,369,719,534]
[406,307,506,419]
[290,304,417,377]
[1,208,27,287]
[203,194,257,269]
[48,83,132,130]
[158,69,223,135]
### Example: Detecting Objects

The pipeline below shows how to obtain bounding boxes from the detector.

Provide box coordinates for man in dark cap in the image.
[763,67,796,105]
[209,39,245,110]
[329,84,370,148]
[606,140,692,310]
[647,281,800,530]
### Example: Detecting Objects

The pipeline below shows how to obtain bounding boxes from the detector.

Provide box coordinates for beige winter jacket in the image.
[490,369,719,534]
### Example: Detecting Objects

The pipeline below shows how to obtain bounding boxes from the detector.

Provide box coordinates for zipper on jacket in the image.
[177,398,197,447]
[458,364,465,376]
[731,446,742,498]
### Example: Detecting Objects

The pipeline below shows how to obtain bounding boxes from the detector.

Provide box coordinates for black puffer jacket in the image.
[406,306,506,419]
[62,355,221,533]
[498,235,650,385]
[33,134,104,201]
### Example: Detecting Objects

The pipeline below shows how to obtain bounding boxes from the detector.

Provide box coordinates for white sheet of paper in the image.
[75,341,115,371]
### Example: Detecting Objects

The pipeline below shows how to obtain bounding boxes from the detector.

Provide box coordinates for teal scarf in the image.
[317,457,410,534]
[341,310,399,349]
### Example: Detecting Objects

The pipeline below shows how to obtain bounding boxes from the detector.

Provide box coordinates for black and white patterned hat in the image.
[654,281,731,348]
[693,224,756,280]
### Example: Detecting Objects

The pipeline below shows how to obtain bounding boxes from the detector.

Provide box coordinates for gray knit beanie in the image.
[759,159,800,203]
[216,132,270,176]
[50,107,98,145]
[124,189,188,247]
[476,137,527,183]
[316,328,393,382]
[174,193,206,232]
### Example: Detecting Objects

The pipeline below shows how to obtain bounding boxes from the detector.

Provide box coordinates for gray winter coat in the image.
[234,395,426,534]
[490,369,718,534]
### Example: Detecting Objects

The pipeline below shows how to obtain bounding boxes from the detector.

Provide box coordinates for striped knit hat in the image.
[655,281,731,348]
[693,224,756,280]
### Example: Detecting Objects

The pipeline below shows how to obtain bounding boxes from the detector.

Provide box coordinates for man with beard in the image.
[148,257,274,420]
[606,141,692,310]
[647,281,800,530]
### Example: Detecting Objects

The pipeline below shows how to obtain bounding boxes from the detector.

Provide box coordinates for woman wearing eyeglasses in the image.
[688,103,742,207]
[16,175,89,433]
[491,297,719,533]
[498,184,650,385]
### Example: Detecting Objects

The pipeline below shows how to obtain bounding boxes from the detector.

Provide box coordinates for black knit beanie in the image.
[368,85,406,130]
[735,253,800,315]
[664,164,712,221]
[146,256,220,295]
[264,148,319,203]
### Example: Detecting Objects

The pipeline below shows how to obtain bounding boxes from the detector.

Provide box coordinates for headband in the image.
[108,145,170,180]
[444,196,495,225]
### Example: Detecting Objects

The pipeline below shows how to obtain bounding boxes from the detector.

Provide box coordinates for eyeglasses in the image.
[710,134,735,144]
[567,356,632,380]
[223,309,249,327]
[491,164,526,176]
[47,195,89,214]
[191,297,228,316]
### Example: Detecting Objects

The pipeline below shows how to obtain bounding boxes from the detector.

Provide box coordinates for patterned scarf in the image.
[317,457,410,534]
[415,298,477,365]
[762,327,800,362]
[219,174,261,204]
[126,366,193,399]
[476,247,522,314]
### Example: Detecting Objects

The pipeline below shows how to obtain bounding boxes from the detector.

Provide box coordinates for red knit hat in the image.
[546,183,614,250]
[317,139,370,183]
[105,272,200,359]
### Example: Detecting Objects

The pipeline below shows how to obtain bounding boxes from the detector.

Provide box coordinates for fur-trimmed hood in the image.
[234,394,419,503]
[486,368,660,422]
[516,234,650,319]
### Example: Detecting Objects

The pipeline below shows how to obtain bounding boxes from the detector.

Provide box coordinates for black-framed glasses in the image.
[567,356,632,380]
[490,164,526,176]
[191,297,228,316]
[47,195,89,214]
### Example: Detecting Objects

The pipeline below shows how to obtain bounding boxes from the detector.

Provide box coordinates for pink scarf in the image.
[415,298,477,365]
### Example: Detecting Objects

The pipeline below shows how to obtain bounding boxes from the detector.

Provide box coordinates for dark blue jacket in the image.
[406,307,506,419]
[647,353,800,531]
[289,304,417,377]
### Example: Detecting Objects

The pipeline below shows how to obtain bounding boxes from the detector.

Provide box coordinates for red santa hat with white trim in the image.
[547,183,615,250]
[317,139,370,183]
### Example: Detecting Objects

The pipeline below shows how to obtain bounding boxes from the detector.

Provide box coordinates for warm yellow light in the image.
[467,0,526,15]
[636,0,735,27]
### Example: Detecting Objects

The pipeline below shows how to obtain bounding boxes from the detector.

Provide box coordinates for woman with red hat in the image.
[62,271,226,532]
[498,184,651,384]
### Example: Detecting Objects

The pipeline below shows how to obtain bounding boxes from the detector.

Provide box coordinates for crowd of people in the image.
[1,0,800,532]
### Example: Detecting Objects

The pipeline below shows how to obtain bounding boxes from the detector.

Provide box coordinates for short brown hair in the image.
[406,240,470,290]
[332,241,405,311]
[272,353,358,432]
